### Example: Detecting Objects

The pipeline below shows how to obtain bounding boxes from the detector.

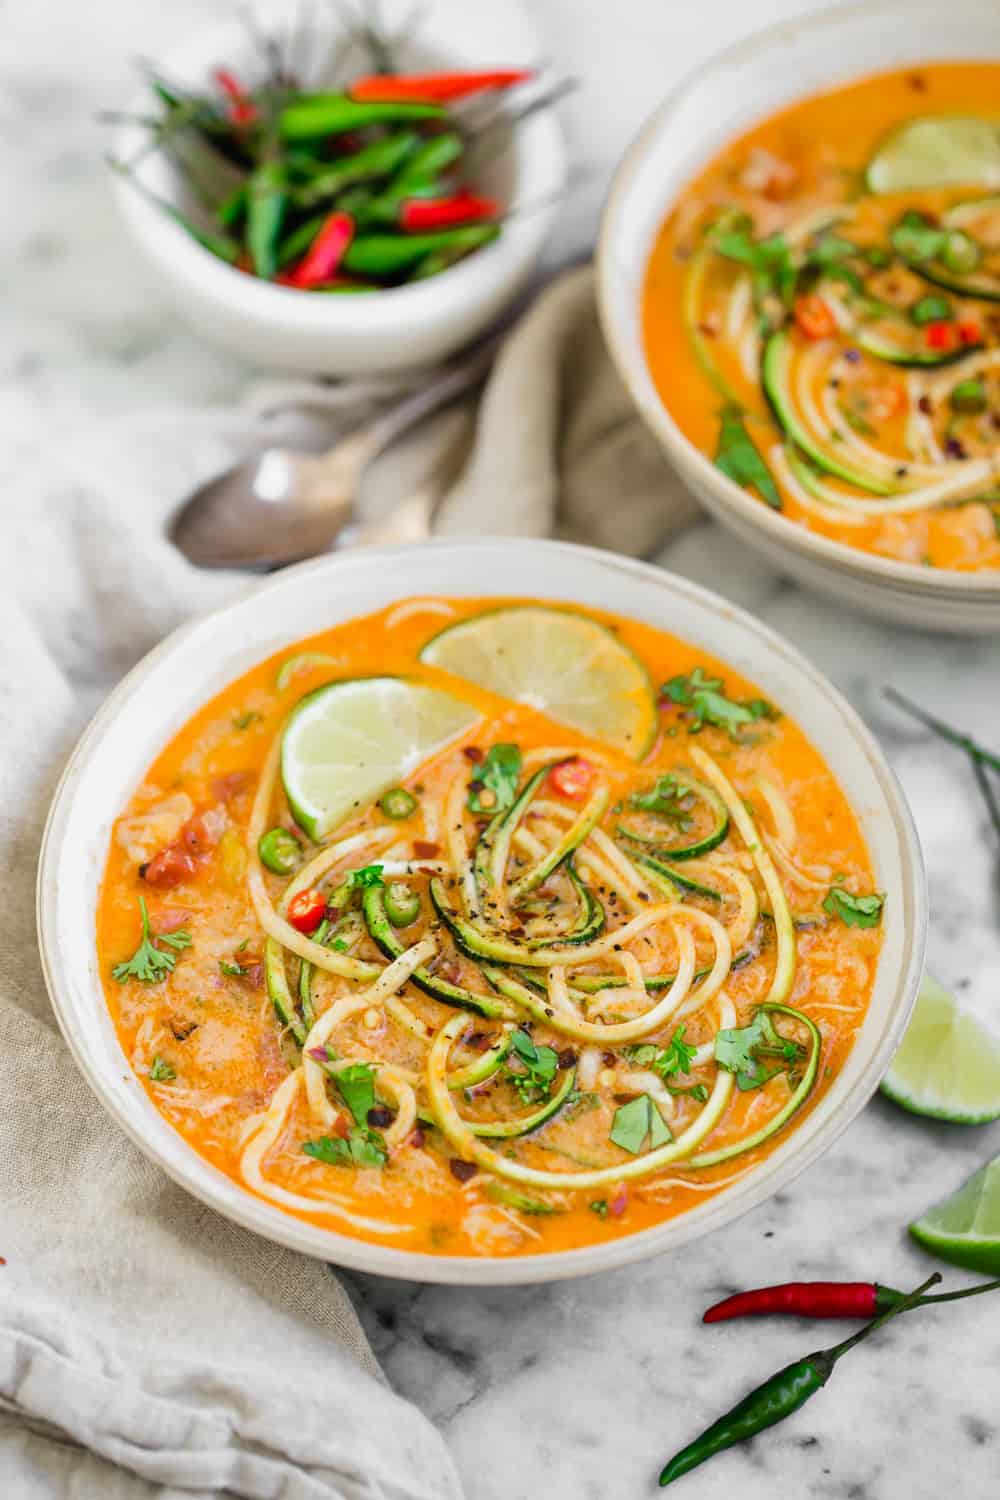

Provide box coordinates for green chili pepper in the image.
[296,131,421,208]
[410,242,480,280]
[258,827,301,875]
[658,1274,941,1487]
[379,787,418,820]
[277,214,327,267]
[247,157,287,279]
[393,132,463,185]
[217,183,248,228]
[950,377,988,415]
[343,224,499,277]
[941,229,981,274]
[384,883,421,928]
[279,94,444,142]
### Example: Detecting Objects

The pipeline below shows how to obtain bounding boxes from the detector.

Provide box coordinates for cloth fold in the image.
[1,266,698,1496]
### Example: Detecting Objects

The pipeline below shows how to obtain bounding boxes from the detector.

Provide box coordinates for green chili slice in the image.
[379,787,418,820]
[258,827,301,875]
[384,882,421,928]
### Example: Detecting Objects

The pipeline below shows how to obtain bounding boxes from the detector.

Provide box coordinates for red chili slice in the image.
[549,758,594,801]
[286,887,328,934]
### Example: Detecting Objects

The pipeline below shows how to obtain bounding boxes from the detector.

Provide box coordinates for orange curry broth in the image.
[643,62,1000,571]
[97,596,881,1258]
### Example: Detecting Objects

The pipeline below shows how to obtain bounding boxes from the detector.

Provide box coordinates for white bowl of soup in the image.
[37,540,925,1284]
[598,0,1000,633]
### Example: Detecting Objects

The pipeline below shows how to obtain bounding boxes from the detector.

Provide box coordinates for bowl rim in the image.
[109,2,566,331]
[36,538,927,1285]
[596,0,1000,599]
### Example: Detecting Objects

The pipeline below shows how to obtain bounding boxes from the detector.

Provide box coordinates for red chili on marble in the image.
[703,1276,1000,1323]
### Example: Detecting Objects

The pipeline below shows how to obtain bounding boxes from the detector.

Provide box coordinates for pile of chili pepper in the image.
[106,14,560,293]
[657,1271,1000,1487]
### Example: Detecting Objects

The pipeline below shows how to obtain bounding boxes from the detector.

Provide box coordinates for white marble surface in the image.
[8,0,1000,1496]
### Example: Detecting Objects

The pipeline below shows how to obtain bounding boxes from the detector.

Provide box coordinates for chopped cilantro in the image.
[714,408,782,510]
[629,775,693,827]
[333,1062,378,1125]
[112,897,191,985]
[823,886,884,929]
[467,743,522,815]
[505,1029,560,1103]
[303,1128,387,1169]
[148,1055,176,1083]
[219,960,245,977]
[663,667,779,738]
[715,1010,804,1091]
[610,1094,673,1154]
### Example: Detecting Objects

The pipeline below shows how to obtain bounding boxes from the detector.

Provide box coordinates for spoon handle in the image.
[365,337,500,460]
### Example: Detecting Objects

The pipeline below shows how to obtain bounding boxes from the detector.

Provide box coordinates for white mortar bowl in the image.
[111,1,565,375]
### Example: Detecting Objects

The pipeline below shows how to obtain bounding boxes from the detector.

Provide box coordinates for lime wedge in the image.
[866,115,1000,193]
[419,606,657,759]
[910,1155,1000,1274]
[881,973,1000,1124]
[281,677,479,839]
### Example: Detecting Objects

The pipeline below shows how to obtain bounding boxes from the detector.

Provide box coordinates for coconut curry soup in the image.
[643,63,1000,571]
[98,598,883,1259]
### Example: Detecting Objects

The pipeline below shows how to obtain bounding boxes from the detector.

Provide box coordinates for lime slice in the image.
[419,606,657,758]
[910,1155,1000,1274]
[281,677,479,839]
[881,973,1000,1124]
[866,115,1000,193]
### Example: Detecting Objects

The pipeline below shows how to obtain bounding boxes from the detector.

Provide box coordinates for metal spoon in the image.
[169,340,497,569]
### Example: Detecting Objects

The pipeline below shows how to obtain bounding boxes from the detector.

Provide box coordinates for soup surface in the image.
[644,63,1000,571]
[98,597,883,1259]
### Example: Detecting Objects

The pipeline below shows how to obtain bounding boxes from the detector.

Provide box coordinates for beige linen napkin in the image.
[0,266,697,1497]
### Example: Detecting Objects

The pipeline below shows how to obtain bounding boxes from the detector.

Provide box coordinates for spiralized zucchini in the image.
[238,712,825,1221]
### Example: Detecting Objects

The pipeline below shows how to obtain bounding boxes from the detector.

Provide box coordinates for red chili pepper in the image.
[399,193,499,231]
[957,320,982,346]
[925,320,959,351]
[349,69,533,104]
[287,212,355,288]
[793,294,836,340]
[286,887,328,934]
[214,67,257,126]
[702,1277,1000,1322]
[549,758,595,801]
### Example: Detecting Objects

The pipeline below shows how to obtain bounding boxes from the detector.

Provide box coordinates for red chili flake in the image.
[367,1106,394,1129]
[462,746,484,762]
[0,1256,6,1266]
[414,839,440,858]
[608,1183,629,1218]
[906,70,928,91]
[450,1158,478,1182]
[602,1051,617,1068]
[917,395,933,415]
[958,321,982,346]
[410,1127,426,1149]
[557,1048,576,1070]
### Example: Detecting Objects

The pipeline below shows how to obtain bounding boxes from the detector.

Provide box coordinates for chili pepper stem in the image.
[822,1273,941,1365]
[884,687,1000,775]
[881,1275,1000,1312]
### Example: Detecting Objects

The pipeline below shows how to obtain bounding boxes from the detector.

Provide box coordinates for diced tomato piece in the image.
[793,295,836,340]
[925,321,959,351]
[180,808,226,855]
[142,846,198,889]
[286,887,327,934]
[958,321,982,346]
[549,758,594,801]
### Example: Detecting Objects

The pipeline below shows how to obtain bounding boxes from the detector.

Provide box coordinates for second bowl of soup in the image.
[599,0,1000,632]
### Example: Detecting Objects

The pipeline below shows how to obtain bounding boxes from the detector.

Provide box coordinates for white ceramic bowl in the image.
[111,2,565,375]
[37,539,925,1284]
[598,0,1000,634]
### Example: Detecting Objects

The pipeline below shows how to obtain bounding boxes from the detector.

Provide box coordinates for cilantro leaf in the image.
[112,897,192,985]
[303,1127,387,1169]
[714,409,782,510]
[911,294,952,327]
[715,1010,804,1091]
[629,775,693,827]
[803,232,864,293]
[609,1094,673,1154]
[330,864,384,907]
[219,960,245,977]
[625,1024,697,1081]
[468,743,522,815]
[148,1055,176,1083]
[333,1062,378,1126]
[663,667,779,738]
[823,886,884,929]
[890,211,946,265]
[505,1029,560,1103]
[710,218,796,319]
